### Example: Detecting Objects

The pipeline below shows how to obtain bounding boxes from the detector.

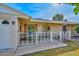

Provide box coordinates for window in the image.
[2,20,9,24]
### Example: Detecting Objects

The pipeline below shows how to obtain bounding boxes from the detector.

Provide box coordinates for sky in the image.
[4,3,79,22]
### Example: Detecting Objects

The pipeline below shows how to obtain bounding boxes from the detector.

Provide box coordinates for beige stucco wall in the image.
[18,18,29,32]
[37,24,42,32]
[18,19,78,36]
[66,24,75,31]
[18,19,76,32]
[50,24,63,32]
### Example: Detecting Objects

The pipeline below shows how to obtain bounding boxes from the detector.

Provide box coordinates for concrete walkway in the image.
[0,41,67,56]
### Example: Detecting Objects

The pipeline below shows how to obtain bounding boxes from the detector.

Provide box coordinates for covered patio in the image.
[15,18,71,55]
[18,18,71,46]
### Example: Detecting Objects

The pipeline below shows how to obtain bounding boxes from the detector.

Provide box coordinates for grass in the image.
[24,40,79,56]
[57,49,79,56]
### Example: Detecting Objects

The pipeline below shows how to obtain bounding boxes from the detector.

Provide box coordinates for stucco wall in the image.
[18,18,29,32]
[18,19,78,37]
[18,20,76,32]
[50,24,63,32]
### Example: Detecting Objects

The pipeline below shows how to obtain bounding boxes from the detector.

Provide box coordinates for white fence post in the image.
[69,31,71,40]
[60,31,62,42]
[50,31,53,43]
[27,32,28,44]
[36,32,38,45]
[44,32,46,42]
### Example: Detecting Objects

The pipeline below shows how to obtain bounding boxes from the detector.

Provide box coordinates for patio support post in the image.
[60,31,62,42]
[69,31,71,40]
[50,31,53,43]
[44,32,46,42]
[36,32,38,45]
[25,32,28,44]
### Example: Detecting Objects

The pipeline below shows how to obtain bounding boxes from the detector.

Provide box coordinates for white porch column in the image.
[36,32,38,45]
[69,31,71,40]
[60,31,62,42]
[26,32,29,44]
[50,31,53,43]
[44,32,46,42]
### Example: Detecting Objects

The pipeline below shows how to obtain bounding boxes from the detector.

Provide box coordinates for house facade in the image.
[19,18,76,33]
[0,4,78,50]
[18,18,77,45]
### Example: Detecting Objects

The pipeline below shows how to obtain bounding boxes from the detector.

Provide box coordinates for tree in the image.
[68,3,79,15]
[75,25,79,33]
[52,14,64,21]
[68,3,79,33]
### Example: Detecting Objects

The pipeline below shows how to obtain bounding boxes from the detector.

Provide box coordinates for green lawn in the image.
[24,40,79,56]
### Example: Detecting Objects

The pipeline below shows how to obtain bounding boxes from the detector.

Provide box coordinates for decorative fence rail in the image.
[19,31,71,46]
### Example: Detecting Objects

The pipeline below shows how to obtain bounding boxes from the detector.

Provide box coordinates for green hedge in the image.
[75,25,79,33]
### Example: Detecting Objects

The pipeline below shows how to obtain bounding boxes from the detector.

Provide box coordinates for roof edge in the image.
[0,3,31,19]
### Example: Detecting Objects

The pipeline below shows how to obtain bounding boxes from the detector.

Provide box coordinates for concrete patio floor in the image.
[0,40,67,56]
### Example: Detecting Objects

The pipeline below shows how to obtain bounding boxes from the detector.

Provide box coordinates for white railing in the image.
[19,31,71,46]
[62,31,71,40]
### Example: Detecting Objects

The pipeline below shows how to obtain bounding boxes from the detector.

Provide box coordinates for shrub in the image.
[75,25,79,33]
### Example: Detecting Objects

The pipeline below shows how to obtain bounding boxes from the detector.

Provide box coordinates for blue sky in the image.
[5,3,79,22]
